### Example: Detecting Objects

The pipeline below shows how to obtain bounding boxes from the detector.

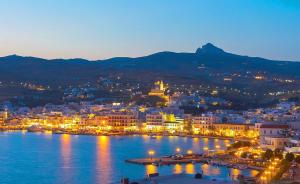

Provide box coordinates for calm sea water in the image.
[0,132,258,184]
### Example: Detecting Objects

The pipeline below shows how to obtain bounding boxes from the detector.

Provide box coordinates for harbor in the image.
[0,132,259,184]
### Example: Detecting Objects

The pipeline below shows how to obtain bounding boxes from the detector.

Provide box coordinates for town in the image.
[1,81,299,148]
[2,81,300,183]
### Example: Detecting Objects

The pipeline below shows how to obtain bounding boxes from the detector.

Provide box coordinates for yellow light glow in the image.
[148,150,155,156]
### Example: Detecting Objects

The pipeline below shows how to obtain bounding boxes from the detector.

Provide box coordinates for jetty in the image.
[125,154,264,171]
[126,155,206,165]
[121,174,234,184]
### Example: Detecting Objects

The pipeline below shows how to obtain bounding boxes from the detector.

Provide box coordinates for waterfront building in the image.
[145,112,184,133]
[44,114,64,128]
[145,113,164,132]
[258,124,289,150]
[213,123,251,137]
[0,111,8,125]
[192,114,216,134]
[107,111,138,131]
[262,136,289,150]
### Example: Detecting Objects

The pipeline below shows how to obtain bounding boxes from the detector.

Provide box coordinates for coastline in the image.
[0,127,251,141]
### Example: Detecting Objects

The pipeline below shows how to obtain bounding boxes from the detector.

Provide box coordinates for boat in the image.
[53,130,64,134]
[226,164,234,168]
[150,136,157,139]
[27,125,44,132]
[152,162,159,166]
[238,165,247,170]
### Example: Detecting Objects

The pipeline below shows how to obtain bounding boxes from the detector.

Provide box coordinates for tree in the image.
[274,148,283,159]
[262,149,273,160]
[241,152,248,158]
[285,152,295,162]
[295,155,300,164]
[228,141,251,149]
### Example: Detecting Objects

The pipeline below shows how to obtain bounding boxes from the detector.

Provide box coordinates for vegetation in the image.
[135,95,167,107]
[274,148,283,159]
[273,160,291,181]
[228,141,251,150]
[262,149,273,160]
[241,152,248,158]
[285,152,295,162]
[295,155,300,164]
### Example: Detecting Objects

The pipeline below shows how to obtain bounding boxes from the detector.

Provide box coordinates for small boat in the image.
[152,162,159,166]
[27,125,44,132]
[226,164,234,168]
[238,165,247,170]
[53,130,64,134]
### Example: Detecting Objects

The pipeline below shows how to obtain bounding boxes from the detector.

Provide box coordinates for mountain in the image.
[0,43,299,87]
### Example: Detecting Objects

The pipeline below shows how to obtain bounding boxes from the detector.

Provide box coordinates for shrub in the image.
[285,152,295,162]
[262,149,273,160]
[295,155,300,164]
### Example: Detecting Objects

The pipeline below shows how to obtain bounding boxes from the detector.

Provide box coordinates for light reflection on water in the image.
[61,134,71,169]
[173,164,182,174]
[0,132,258,184]
[185,164,195,174]
[96,136,111,183]
[146,164,157,175]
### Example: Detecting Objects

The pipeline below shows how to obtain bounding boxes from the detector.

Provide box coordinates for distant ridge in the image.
[0,43,299,86]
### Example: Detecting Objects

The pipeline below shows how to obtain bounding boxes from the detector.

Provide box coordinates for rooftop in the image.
[260,124,289,129]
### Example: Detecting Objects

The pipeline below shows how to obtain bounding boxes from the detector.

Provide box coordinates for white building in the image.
[259,124,289,150]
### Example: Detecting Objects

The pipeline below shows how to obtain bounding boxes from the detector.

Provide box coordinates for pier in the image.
[126,155,206,165]
[125,154,263,171]
[127,174,234,184]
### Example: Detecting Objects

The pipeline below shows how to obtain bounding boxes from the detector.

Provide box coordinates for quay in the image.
[126,156,206,165]
[125,155,263,171]
[0,128,252,142]
[126,174,234,184]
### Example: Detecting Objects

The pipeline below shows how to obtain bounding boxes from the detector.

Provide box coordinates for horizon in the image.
[0,42,299,62]
[0,0,300,61]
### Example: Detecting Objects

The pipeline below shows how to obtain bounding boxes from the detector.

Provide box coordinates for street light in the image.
[176,147,181,153]
[148,150,155,160]
[187,150,193,155]
[203,147,209,155]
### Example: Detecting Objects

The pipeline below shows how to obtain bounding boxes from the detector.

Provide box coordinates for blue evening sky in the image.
[0,0,299,61]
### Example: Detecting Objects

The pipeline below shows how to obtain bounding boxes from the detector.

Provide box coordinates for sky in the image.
[0,0,299,61]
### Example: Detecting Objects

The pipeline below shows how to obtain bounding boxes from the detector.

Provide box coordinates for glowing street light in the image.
[187,150,193,155]
[176,147,181,153]
[148,150,155,160]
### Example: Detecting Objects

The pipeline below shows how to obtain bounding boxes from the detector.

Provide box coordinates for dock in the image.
[123,174,234,184]
[125,154,264,171]
[126,156,206,165]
